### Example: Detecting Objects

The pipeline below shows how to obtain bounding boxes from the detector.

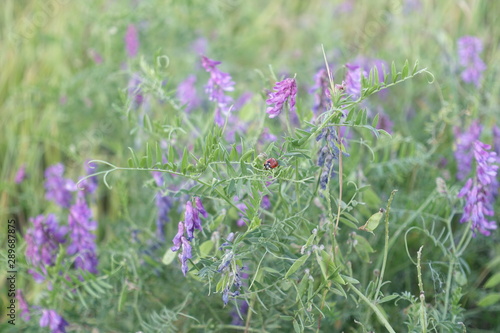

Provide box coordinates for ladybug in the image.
[264,158,279,170]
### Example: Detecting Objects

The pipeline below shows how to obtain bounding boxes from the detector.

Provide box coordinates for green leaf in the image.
[162,249,177,265]
[391,61,398,82]
[199,240,214,257]
[358,208,385,234]
[128,147,139,167]
[248,216,261,232]
[340,275,358,284]
[379,294,399,304]
[485,272,500,289]
[372,113,379,128]
[181,147,189,173]
[168,144,176,163]
[146,142,153,167]
[478,293,500,307]
[285,254,310,278]
[402,59,409,78]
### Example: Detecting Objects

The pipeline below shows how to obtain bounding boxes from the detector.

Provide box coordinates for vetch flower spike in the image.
[266,77,297,118]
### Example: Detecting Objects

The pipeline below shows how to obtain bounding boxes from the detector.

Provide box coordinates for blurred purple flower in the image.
[179,236,192,276]
[260,127,277,143]
[25,214,67,282]
[376,108,393,133]
[454,121,483,180]
[78,161,98,194]
[234,197,248,227]
[177,75,201,113]
[261,195,271,210]
[155,192,172,242]
[492,125,500,158]
[310,68,331,115]
[67,192,98,274]
[17,290,30,321]
[125,24,139,58]
[40,309,69,333]
[231,300,249,326]
[234,92,253,110]
[266,78,297,118]
[458,141,498,236]
[88,49,103,64]
[44,164,76,208]
[345,63,362,100]
[458,36,486,87]
[191,36,208,55]
[201,56,235,126]
[127,73,143,108]
[15,164,27,184]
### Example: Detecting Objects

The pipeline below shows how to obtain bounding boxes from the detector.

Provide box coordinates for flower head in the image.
[457,36,486,87]
[67,192,98,274]
[171,221,185,252]
[25,214,67,282]
[40,309,69,333]
[266,78,297,118]
[125,24,139,58]
[458,140,498,236]
[454,121,483,180]
[44,164,76,208]
[201,56,235,126]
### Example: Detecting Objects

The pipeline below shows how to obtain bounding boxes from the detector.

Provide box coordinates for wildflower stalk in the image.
[347,282,396,333]
[374,190,397,301]
[416,246,427,332]
[334,126,343,235]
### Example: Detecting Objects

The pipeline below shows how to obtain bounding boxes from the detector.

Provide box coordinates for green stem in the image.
[348,282,396,333]
[417,246,427,333]
[374,190,398,301]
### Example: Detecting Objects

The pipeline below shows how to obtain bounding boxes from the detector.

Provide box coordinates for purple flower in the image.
[266,78,297,118]
[458,141,498,236]
[15,164,27,184]
[17,290,30,321]
[171,221,185,252]
[493,125,500,158]
[67,192,98,274]
[376,108,393,133]
[345,63,362,100]
[231,300,249,326]
[79,161,98,194]
[454,121,483,180]
[261,195,271,210]
[191,37,208,55]
[177,75,201,113]
[234,197,248,227]
[457,36,486,87]
[201,56,235,126]
[310,68,331,115]
[125,24,139,58]
[195,197,208,218]
[44,164,76,208]
[155,192,172,242]
[234,92,253,110]
[40,309,69,333]
[25,214,67,282]
[180,236,192,276]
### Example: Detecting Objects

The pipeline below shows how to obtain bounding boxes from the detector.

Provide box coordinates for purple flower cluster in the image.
[67,192,98,274]
[177,75,201,113]
[201,56,235,126]
[310,68,331,115]
[125,24,139,58]
[457,36,486,87]
[266,78,297,118]
[171,197,208,275]
[458,140,498,236]
[454,121,482,180]
[40,309,69,333]
[25,214,68,282]
[127,73,144,108]
[44,164,76,208]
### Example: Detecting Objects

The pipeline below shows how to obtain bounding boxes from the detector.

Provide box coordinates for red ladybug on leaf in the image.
[264,158,279,170]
